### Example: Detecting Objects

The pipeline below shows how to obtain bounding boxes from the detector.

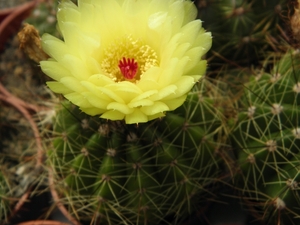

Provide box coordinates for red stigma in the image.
[118,57,138,80]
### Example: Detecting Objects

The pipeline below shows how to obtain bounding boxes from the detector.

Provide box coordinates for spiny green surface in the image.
[47,79,228,225]
[231,50,300,224]
[198,0,286,67]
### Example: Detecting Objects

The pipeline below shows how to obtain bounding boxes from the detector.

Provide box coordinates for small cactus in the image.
[197,0,287,67]
[231,50,300,224]
[47,79,228,224]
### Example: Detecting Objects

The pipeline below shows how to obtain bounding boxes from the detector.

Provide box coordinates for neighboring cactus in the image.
[197,0,287,67]
[47,79,228,225]
[25,1,59,37]
[231,50,300,224]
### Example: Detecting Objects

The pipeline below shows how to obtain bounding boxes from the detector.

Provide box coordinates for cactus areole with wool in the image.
[40,0,212,124]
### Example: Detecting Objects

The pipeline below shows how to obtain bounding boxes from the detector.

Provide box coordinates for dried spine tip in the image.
[106,148,117,157]
[98,124,110,136]
[292,128,300,139]
[81,148,89,156]
[247,154,255,164]
[61,132,68,141]
[170,159,178,167]
[271,103,283,115]
[293,82,300,93]
[274,4,282,14]
[127,132,138,142]
[233,7,245,16]
[247,106,256,118]
[286,179,298,190]
[132,162,142,170]
[270,73,281,83]
[266,140,277,152]
[101,174,111,181]
[81,119,89,129]
[274,197,286,210]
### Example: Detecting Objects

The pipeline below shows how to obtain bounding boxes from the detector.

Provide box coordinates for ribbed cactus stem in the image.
[47,79,227,224]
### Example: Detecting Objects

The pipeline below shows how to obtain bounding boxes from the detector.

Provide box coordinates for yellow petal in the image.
[41,34,69,61]
[128,99,153,108]
[60,77,87,93]
[182,1,198,25]
[148,12,168,30]
[46,81,72,94]
[172,43,191,59]
[98,87,125,104]
[82,92,110,109]
[60,55,90,80]
[125,109,148,124]
[64,92,92,108]
[194,32,212,55]
[101,110,125,120]
[130,90,158,103]
[148,112,165,121]
[87,74,114,87]
[165,76,195,100]
[187,60,207,78]
[81,107,106,116]
[164,95,187,110]
[178,20,203,46]
[150,84,177,101]
[184,46,205,72]
[40,61,71,81]
[107,82,142,94]
[107,102,134,114]
[158,57,189,85]
[139,67,162,85]
[81,81,111,101]
[140,101,169,115]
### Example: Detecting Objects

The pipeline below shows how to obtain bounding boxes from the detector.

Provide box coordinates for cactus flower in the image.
[40,0,212,124]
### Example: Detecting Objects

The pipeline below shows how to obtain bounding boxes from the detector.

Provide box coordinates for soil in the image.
[0,0,58,223]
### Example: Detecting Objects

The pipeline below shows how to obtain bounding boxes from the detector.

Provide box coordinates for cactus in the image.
[25,1,59,37]
[47,79,228,225]
[231,50,300,224]
[197,0,287,67]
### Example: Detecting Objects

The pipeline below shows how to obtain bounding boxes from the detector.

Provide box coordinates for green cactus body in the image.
[25,1,59,37]
[264,159,300,206]
[197,0,286,66]
[231,50,300,223]
[47,80,227,224]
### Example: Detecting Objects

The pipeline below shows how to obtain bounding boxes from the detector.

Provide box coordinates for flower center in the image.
[118,57,138,80]
[101,35,158,82]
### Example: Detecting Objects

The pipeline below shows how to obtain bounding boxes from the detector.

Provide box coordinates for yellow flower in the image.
[40,0,212,124]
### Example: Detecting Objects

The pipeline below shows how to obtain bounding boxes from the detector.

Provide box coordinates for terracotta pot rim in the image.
[16,220,74,225]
